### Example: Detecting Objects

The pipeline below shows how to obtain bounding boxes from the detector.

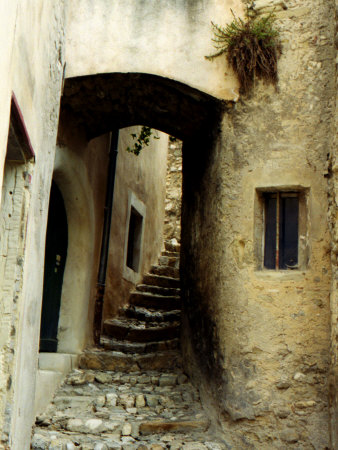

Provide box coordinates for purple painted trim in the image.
[11,92,35,159]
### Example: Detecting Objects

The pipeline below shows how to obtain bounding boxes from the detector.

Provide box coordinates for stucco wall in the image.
[53,132,109,354]
[0,2,66,448]
[64,0,242,100]
[104,127,169,320]
[181,0,336,447]
[327,2,338,446]
[55,125,168,340]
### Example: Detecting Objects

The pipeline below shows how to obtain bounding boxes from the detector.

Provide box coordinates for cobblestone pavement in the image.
[32,366,225,449]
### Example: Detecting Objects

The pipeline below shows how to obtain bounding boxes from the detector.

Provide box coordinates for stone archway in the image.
[59,71,227,367]
[58,71,233,435]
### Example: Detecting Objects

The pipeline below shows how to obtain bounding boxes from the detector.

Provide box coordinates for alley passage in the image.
[31,243,224,449]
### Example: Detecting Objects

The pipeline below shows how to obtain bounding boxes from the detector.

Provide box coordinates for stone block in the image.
[38,353,73,373]
[159,374,177,387]
[139,419,209,435]
[135,394,146,408]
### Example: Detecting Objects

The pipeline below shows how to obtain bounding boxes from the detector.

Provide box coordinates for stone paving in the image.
[31,242,226,449]
[32,367,225,449]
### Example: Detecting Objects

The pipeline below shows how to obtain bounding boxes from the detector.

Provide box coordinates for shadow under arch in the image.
[61,72,226,141]
[59,72,230,387]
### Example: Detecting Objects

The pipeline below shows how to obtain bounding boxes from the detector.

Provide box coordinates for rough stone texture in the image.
[181,0,336,448]
[327,2,338,447]
[164,140,182,242]
[31,367,225,449]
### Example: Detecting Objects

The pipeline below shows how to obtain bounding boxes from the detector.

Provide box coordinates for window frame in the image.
[123,191,146,283]
[255,187,309,271]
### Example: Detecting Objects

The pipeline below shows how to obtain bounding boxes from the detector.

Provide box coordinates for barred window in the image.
[263,192,299,270]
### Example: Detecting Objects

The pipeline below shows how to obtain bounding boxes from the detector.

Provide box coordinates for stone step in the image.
[135,283,180,297]
[150,264,179,278]
[139,419,209,435]
[79,349,181,372]
[102,318,180,343]
[123,305,181,323]
[38,415,209,436]
[158,255,179,268]
[100,336,180,353]
[161,250,180,258]
[164,240,181,253]
[129,291,180,310]
[142,273,180,289]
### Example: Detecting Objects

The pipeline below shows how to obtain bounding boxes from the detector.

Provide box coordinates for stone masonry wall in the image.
[327,2,338,447]
[164,139,182,243]
[0,162,31,443]
[181,0,337,448]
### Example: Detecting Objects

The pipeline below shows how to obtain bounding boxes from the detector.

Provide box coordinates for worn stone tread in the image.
[158,255,179,268]
[150,264,179,278]
[130,292,180,310]
[139,419,210,435]
[79,349,181,371]
[161,250,180,258]
[135,284,180,297]
[100,336,180,353]
[103,317,180,342]
[103,318,180,343]
[164,240,181,253]
[123,306,181,323]
[142,274,180,289]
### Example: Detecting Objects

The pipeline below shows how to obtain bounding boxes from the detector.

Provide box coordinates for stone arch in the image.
[59,71,228,383]
[61,73,225,140]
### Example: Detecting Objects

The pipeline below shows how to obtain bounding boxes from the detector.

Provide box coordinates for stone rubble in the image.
[31,363,226,448]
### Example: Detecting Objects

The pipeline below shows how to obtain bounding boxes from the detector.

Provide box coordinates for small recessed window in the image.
[126,206,143,272]
[263,192,299,270]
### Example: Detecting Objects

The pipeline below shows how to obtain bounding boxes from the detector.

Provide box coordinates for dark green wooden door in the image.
[39,181,68,352]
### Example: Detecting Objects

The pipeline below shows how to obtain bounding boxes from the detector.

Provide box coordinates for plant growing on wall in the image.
[126,126,159,156]
[206,11,281,94]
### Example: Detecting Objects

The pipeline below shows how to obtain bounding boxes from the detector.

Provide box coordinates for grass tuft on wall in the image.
[206,11,282,94]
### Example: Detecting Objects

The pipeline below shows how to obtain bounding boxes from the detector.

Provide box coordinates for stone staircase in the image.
[31,242,225,449]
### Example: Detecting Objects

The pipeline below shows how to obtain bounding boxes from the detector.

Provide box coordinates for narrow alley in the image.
[32,241,225,449]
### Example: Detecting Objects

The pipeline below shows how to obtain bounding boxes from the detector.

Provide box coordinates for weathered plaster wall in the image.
[104,127,169,319]
[0,2,66,448]
[64,0,242,100]
[181,0,336,447]
[327,3,338,447]
[53,131,109,354]
[0,0,18,199]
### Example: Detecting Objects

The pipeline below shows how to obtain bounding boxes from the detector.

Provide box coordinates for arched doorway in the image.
[39,181,68,352]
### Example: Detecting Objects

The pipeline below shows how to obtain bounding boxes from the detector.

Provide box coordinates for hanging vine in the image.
[126,126,160,156]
